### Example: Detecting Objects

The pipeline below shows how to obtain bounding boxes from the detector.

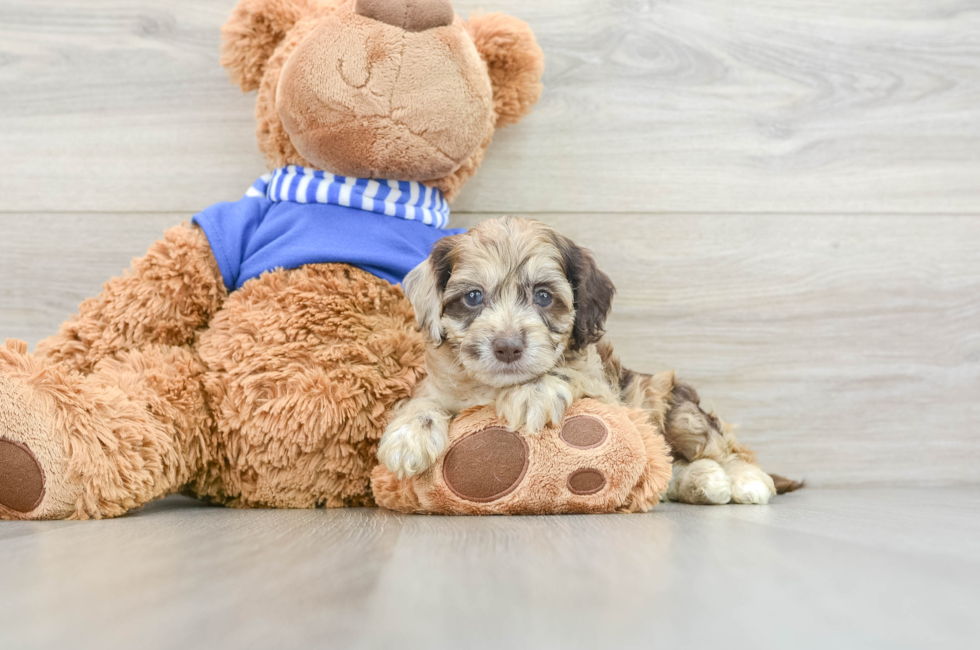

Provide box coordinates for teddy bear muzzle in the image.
[354,0,455,32]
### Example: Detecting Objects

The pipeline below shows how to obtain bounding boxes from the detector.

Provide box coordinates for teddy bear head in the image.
[221,0,544,200]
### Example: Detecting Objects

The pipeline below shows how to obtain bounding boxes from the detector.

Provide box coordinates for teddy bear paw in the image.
[371,399,674,515]
[0,343,80,520]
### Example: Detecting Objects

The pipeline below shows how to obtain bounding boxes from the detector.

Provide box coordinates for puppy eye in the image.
[534,289,553,307]
[464,290,483,307]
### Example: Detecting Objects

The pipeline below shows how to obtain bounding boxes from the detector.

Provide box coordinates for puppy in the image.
[377,217,799,504]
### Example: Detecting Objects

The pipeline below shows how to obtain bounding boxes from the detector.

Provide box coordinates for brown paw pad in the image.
[567,468,606,495]
[559,415,608,449]
[0,438,45,513]
[443,427,528,503]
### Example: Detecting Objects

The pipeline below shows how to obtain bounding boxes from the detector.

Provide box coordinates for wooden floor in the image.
[0,488,976,649]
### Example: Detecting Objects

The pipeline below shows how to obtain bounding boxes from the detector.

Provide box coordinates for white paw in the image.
[697,466,733,504]
[495,376,572,434]
[729,466,776,505]
[377,417,448,479]
[668,459,732,505]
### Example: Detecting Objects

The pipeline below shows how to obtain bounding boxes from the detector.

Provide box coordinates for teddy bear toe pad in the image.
[0,438,45,514]
[559,415,609,449]
[443,427,529,502]
[566,468,607,495]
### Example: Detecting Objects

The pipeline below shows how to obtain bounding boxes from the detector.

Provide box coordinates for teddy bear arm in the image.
[35,223,226,375]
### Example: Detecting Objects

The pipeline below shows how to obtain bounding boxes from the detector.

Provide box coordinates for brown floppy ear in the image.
[465,13,545,128]
[402,236,458,345]
[221,0,317,92]
[552,234,616,352]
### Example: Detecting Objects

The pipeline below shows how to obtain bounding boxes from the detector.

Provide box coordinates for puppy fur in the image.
[377,217,801,504]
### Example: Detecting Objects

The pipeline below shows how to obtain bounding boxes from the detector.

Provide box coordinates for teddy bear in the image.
[0,0,551,520]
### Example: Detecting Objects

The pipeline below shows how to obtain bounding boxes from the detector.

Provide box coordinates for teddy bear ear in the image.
[220,0,317,92]
[465,13,545,128]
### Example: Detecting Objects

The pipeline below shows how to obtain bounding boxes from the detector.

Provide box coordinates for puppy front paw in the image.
[495,375,573,434]
[377,415,449,479]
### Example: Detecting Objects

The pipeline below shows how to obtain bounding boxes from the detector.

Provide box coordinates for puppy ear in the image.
[221,0,317,92]
[465,13,545,128]
[553,234,616,351]
[402,236,458,345]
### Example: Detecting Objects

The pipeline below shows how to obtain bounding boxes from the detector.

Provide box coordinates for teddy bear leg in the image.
[194,263,425,510]
[34,223,225,375]
[0,340,211,520]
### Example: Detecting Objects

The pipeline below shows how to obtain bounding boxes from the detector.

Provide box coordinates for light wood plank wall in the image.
[1,1,978,487]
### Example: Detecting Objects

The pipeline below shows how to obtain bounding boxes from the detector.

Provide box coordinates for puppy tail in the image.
[769,473,805,494]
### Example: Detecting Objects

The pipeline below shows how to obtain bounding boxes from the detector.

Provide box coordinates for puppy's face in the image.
[404,217,615,388]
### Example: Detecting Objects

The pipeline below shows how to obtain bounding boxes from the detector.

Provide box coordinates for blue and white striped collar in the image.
[244,165,451,229]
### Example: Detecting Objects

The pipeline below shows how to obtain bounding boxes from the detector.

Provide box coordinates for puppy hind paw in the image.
[695,472,732,505]
[729,466,776,505]
[667,459,732,505]
[730,480,773,505]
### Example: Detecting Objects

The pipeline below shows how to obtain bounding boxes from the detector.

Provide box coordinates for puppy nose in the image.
[354,0,455,32]
[492,337,524,364]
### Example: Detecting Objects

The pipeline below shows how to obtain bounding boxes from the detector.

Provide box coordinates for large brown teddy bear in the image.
[0,0,547,520]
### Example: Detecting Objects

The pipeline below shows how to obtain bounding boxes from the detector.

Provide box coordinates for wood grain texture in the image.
[2,0,980,214]
[2,213,978,487]
[0,488,978,649]
[0,213,188,345]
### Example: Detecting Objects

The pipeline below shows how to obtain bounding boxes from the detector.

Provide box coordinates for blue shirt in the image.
[192,167,464,291]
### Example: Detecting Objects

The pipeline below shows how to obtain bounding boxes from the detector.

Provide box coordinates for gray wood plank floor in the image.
[0,488,977,650]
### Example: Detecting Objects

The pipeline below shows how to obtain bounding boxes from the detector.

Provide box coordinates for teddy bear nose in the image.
[354,0,455,32]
